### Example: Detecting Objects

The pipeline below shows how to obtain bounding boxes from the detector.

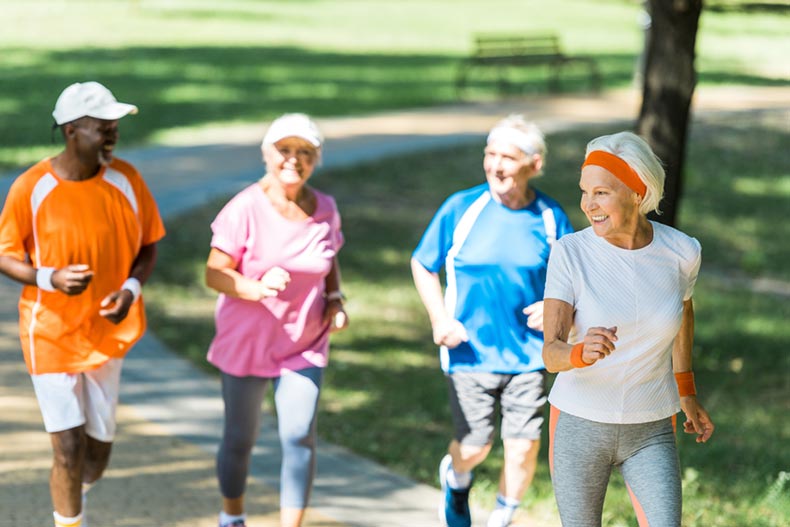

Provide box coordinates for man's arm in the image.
[128,243,158,285]
[0,254,36,285]
[0,255,94,295]
[98,243,158,324]
[410,257,468,348]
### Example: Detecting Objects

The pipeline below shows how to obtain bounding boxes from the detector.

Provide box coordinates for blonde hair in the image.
[585,131,665,215]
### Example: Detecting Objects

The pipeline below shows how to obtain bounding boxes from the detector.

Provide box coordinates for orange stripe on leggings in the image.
[626,483,650,527]
[548,405,560,476]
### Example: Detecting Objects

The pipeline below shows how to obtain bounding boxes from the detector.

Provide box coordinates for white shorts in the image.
[30,358,123,442]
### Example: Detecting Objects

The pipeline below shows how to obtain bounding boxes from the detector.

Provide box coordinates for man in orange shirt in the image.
[0,82,166,527]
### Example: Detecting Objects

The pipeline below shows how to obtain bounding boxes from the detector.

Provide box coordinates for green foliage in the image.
[144,112,790,525]
[683,110,790,280]
[1,0,787,171]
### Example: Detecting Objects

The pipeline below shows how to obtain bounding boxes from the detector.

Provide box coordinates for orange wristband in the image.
[569,343,591,369]
[674,371,696,396]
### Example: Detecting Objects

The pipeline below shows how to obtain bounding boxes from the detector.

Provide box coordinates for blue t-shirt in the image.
[413,184,573,374]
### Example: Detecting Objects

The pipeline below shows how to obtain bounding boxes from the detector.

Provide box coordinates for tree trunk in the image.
[637,0,702,227]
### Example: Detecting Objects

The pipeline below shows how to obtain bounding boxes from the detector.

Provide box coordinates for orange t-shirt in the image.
[0,157,166,374]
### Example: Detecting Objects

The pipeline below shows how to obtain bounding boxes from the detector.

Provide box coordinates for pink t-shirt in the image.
[207,183,344,377]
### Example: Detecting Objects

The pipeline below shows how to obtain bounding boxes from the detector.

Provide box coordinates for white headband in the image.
[486,126,540,156]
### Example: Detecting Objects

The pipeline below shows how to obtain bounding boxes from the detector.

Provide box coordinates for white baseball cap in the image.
[52,81,138,125]
[262,113,322,148]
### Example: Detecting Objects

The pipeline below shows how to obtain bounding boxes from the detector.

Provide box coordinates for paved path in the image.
[1,85,788,527]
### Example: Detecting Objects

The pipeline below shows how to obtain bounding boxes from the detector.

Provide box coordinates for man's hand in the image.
[432,316,469,348]
[523,301,544,331]
[52,264,94,295]
[99,289,134,324]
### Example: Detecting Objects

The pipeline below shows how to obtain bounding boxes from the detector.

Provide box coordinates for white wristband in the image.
[122,277,142,303]
[36,267,56,292]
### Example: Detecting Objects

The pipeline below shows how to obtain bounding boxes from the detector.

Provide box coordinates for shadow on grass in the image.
[706,1,790,14]
[320,344,452,483]
[0,46,575,150]
[1,45,784,170]
[145,305,218,375]
[143,115,789,524]
[684,110,790,280]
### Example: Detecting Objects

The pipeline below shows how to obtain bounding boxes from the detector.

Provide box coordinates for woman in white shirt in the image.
[542,131,714,527]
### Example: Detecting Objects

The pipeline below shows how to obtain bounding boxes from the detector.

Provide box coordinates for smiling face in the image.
[580,164,643,243]
[68,117,120,167]
[263,136,319,190]
[483,140,541,198]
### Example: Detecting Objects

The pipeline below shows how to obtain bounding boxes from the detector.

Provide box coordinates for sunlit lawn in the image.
[6,0,785,523]
[1,0,787,170]
[144,110,790,526]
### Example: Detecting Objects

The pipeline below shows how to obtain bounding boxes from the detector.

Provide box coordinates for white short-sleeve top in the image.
[544,221,701,424]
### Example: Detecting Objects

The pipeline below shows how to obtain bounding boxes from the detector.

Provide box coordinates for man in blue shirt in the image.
[411,115,573,527]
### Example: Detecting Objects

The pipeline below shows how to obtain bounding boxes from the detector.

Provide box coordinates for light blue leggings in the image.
[550,406,681,527]
[217,367,322,509]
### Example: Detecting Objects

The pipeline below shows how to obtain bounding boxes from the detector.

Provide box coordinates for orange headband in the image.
[582,150,647,198]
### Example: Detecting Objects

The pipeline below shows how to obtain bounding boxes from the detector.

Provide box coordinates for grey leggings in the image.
[217,367,322,509]
[549,406,681,527]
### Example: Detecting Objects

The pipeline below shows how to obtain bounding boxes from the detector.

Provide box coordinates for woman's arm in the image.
[205,248,289,301]
[324,256,342,297]
[542,298,576,372]
[672,299,715,443]
[672,299,695,372]
[323,256,348,332]
[543,298,618,373]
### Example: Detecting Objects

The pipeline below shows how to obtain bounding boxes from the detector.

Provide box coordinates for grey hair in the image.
[585,131,665,215]
[488,114,546,176]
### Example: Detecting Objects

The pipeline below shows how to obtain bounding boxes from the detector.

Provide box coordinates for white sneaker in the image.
[487,508,513,527]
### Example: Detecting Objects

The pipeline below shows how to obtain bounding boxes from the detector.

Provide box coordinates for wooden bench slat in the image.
[474,48,562,58]
[457,32,601,96]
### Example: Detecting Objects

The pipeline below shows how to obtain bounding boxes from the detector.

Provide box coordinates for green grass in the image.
[143,111,790,526]
[1,0,787,170]
[684,111,790,280]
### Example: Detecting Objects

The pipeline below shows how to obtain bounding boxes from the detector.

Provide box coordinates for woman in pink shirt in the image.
[205,113,348,527]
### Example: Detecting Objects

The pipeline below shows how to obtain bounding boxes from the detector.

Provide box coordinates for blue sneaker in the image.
[439,454,472,527]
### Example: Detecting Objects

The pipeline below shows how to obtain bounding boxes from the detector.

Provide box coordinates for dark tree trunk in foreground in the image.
[637,0,702,227]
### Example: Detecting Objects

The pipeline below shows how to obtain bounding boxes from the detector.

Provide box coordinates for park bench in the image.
[456,33,601,95]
